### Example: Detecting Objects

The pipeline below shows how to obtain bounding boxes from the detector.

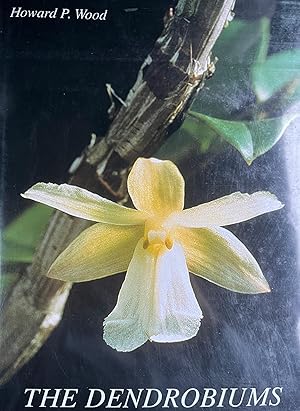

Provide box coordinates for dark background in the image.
[1,0,300,410]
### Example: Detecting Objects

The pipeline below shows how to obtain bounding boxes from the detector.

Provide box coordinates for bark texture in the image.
[0,0,236,384]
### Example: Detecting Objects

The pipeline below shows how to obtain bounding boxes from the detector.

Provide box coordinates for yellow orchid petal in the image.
[21,183,145,225]
[47,223,144,282]
[176,227,270,293]
[168,191,283,228]
[103,240,202,352]
[127,158,185,217]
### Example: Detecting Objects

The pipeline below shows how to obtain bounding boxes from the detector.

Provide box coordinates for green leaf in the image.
[156,117,223,163]
[2,241,37,264]
[192,18,270,119]
[214,17,270,65]
[188,112,253,162]
[249,114,298,159]
[188,111,298,164]
[156,127,197,162]
[0,272,20,290]
[3,204,53,263]
[252,48,300,103]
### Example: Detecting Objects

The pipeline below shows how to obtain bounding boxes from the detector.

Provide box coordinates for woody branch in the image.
[0,0,236,384]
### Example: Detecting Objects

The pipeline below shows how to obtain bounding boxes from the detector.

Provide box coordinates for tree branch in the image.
[0,0,235,384]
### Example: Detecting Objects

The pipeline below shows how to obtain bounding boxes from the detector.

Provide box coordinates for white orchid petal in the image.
[127,158,185,217]
[168,191,283,228]
[103,240,202,352]
[48,223,143,282]
[21,183,145,225]
[176,226,270,293]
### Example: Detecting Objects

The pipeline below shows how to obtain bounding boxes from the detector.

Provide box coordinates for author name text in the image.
[10,7,108,21]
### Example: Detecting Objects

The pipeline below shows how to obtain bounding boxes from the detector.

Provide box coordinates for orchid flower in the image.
[21,158,283,352]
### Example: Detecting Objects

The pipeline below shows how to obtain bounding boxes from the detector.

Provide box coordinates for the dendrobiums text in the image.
[24,387,283,408]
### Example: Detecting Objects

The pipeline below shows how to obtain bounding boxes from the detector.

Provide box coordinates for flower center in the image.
[143,219,174,252]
